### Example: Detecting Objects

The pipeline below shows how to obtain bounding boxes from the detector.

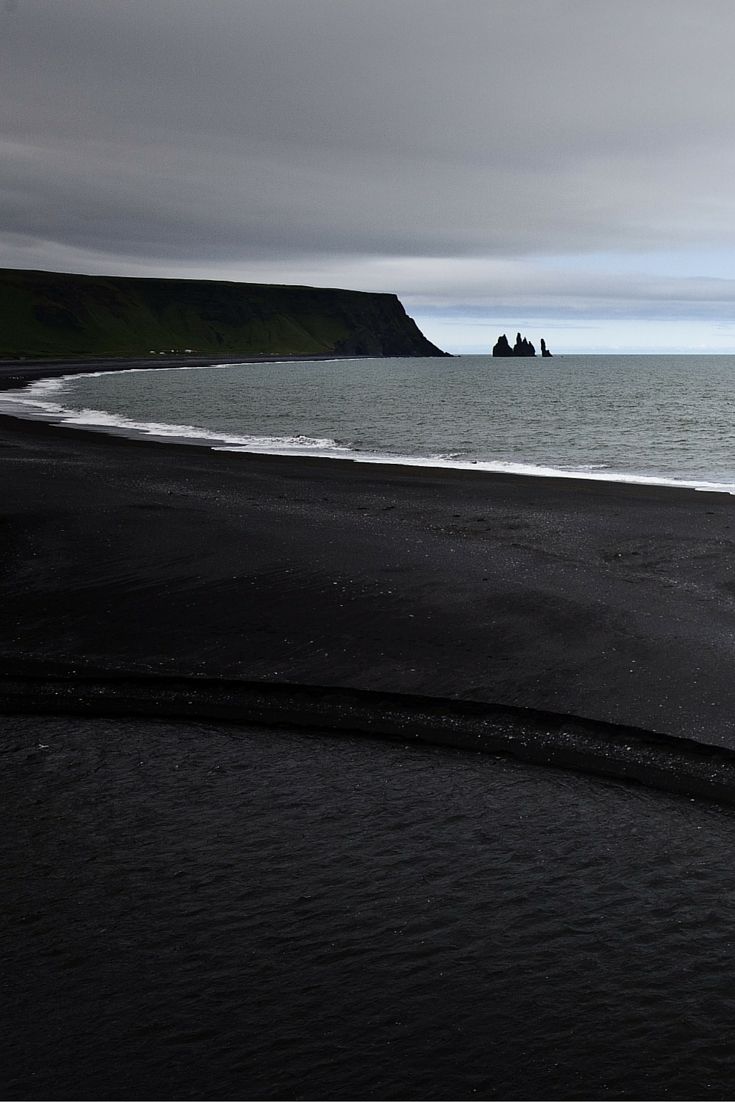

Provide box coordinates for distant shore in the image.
[2,357,735,802]
[0,352,348,393]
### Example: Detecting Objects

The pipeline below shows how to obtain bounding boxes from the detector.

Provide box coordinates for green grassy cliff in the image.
[0,269,446,358]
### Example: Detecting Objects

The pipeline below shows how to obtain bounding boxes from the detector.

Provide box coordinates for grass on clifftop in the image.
[0,269,445,359]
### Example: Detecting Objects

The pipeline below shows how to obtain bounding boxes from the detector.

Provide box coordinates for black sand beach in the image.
[8,359,735,1101]
[2,356,735,766]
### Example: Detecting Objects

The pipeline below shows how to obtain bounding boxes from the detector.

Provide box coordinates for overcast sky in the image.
[3,0,735,351]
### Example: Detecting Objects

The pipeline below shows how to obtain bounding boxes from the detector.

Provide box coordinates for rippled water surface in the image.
[8,354,735,490]
[5,717,735,1099]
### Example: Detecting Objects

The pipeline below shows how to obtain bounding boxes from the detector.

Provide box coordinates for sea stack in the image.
[541,338,552,357]
[492,334,513,356]
[492,331,536,357]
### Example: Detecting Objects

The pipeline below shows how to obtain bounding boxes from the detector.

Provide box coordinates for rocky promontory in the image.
[0,268,448,359]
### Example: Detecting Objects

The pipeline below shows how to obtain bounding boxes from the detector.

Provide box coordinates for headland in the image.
[0,267,447,359]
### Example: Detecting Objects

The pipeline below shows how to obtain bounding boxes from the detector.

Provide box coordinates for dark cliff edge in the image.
[0,268,447,359]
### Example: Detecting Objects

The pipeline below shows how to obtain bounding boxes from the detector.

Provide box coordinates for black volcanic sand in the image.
[7,715,735,1102]
[2,364,735,751]
[7,358,735,1102]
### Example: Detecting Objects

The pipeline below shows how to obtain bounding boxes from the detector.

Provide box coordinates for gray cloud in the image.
[3,0,735,347]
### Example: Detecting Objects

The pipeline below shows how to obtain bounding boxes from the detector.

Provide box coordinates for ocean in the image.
[6,353,735,492]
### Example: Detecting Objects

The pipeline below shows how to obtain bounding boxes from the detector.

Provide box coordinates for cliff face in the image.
[0,269,447,358]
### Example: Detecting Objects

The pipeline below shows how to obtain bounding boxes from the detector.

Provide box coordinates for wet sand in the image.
[6,714,735,1101]
[2,357,735,766]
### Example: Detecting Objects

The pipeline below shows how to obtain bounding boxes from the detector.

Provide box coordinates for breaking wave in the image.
[3,359,735,494]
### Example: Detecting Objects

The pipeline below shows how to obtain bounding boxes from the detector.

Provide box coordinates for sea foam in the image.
[4,358,735,494]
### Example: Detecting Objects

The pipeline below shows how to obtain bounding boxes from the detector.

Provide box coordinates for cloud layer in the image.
[4,0,735,349]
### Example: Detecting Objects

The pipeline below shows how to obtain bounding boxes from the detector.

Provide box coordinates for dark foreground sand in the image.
[3,356,735,796]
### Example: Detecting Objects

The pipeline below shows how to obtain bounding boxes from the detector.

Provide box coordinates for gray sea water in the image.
[5,715,735,1100]
[7,354,735,491]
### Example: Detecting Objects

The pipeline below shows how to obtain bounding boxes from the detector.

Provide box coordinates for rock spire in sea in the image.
[492,332,552,357]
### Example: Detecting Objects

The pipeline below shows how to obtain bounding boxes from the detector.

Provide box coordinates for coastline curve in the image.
[3,356,735,493]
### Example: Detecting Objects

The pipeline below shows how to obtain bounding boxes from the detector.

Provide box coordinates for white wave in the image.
[24,376,68,396]
[31,404,349,452]
[3,364,735,494]
[0,358,304,412]
[0,395,66,414]
[11,355,349,394]
[217,444,735,493]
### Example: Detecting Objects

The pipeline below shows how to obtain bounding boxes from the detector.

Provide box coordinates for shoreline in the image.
[3,354,735,496]
[0,351,349,392]
[3,356,735,803]
[0,390,729,504]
